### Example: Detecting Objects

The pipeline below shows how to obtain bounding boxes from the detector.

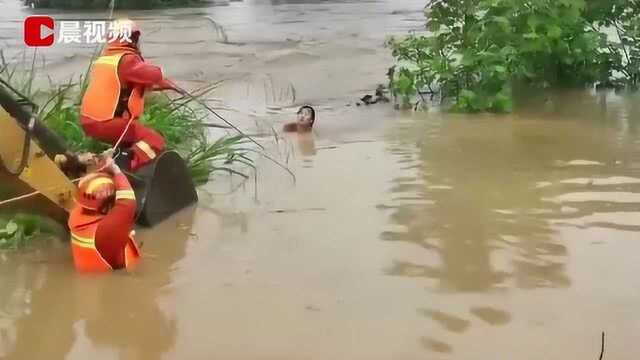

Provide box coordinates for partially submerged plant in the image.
[141,93,255,185]
[187,135,255,185]
[1,49,256,185]
[389,0,640,113]
[0,213,63,250]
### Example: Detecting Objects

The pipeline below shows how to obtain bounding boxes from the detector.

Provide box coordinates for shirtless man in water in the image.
[283,106,317,156]
[283,105,315,133]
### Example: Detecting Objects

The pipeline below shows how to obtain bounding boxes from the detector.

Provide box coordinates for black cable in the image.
[175,86,265,150]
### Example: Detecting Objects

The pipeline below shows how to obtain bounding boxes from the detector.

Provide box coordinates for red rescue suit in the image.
[80,42,174,171]
[68,172,140,272]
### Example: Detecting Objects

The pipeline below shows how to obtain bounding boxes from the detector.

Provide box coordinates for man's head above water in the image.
[297,105,315,127]
[284,105,316,133]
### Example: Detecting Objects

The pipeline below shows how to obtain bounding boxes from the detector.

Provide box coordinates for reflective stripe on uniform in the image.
[71,233,95,249]
[135,141,157,159]
[71,232,114,270]
[115,190,136,200]
[94,55,121,67]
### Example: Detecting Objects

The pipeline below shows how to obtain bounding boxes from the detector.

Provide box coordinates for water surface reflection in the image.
[1,207,196,360]
[380,90,640,354]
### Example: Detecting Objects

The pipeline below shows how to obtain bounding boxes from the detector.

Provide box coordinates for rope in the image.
[103,0,134,161]
[0,1,146,208]
[0,177,82,207]
[0,111,129,207]
[112,115,135,152]
[0,113,130,208]
[174,86,265,150]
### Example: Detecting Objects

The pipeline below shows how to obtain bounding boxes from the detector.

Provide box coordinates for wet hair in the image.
[297,105,316,124]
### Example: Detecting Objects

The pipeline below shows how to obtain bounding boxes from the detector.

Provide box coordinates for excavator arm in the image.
[0,83,77,211]
[0,82,198,226]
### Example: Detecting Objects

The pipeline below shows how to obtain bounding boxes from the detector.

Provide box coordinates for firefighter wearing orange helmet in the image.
[68,158,140,272]
[80,18,178,171]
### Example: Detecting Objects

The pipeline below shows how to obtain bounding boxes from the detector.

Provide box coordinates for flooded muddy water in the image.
[2,0,640,359]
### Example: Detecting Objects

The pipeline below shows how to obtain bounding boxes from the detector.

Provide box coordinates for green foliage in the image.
[0,51,45,105]
[40,83,109,154]
[585,0,640,88]
[1,51,254,186]
[140,94,253,185]
[389,0,637,112]
[187,135,254,185]
[0,213,63,250]
[140,94,207,154]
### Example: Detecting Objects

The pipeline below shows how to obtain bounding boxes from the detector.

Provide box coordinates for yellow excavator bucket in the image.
[0,107,76,212]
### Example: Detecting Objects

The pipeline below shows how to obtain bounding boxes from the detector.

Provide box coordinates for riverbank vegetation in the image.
[1,51,253,186]
[0,51,255,248]
[0,213,64,250]
[388,0,640,112]
[23,0,208,9]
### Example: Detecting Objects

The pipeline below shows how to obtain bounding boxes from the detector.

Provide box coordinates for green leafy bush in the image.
[0,213,63,250]
[389,0,638,112]
[585,0,640,88]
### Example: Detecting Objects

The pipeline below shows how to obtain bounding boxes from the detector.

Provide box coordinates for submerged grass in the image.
[0,213,64,251]
[188,135,255,185]
[141,92,255,185]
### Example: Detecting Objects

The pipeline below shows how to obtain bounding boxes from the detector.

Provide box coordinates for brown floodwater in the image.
[2,0,640,359]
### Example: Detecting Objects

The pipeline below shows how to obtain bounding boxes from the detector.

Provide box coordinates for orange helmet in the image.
[75,172,116,211]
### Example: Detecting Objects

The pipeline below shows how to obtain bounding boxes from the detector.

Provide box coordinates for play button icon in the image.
[24,16,55,47]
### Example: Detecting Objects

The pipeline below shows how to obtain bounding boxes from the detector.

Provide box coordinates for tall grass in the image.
[188,135,255,185]
[40,82,109,154]
[0,213,64,251]
[1,50,253,186]
[141,92,255,185]
[0,50,257,248]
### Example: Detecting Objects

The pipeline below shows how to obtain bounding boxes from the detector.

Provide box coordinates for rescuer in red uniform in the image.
[68,158,140,272]
[80,19,177,171]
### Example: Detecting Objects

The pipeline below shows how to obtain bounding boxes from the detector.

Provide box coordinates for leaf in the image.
[547,25,562,38]
[527,15,541,30]
[490,91,513,112]
[492,16,509,25]
[459,89,478,103]
[461,54,476,66]
[5,221,18,236]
